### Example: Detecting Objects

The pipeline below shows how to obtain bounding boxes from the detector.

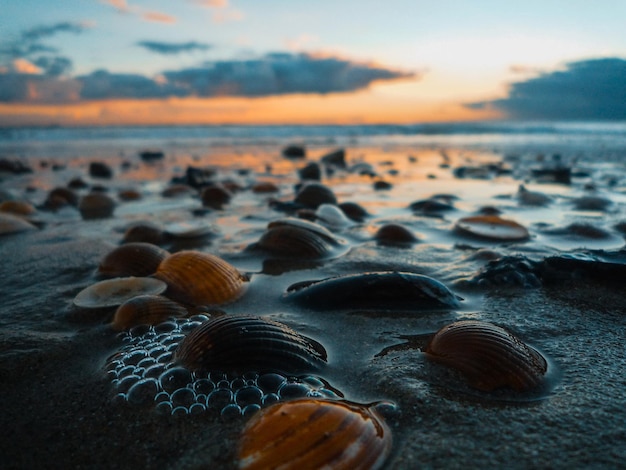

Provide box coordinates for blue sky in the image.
[1,0,626,125]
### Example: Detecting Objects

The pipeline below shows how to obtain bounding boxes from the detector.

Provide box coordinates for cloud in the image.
[163,52,415,97]
[137,40,211,55]
[141,11,177,24]
[191,0,228,7]
[0,52,415,103]
[468,57,626,120]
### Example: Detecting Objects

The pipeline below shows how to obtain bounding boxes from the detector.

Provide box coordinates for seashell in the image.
[320,148,347,168]
[409,198,455,215]
[44,187,78,209]
[0,213,37,236]
[315,203,353,229]
[201,183,232,209]
[161,183,195,198]
[238,398,391,470]
[338,201,370,222]
[89,161,113,179]
[73,276,167,309]
[174,314,327,373]
[154,250,248,306]
[375,223,418,246]
[252,217,346,260]
[252,181,280,193]
[122,222,168,245]
[516,185,552,206]
[285,271,462,311]
[454,215,529,241]
[78,193,116,219]
[572,195,612,211]
[117,188,142,201]
[294,183,337,209]
[0,200,36,216]
[111,294,188,331]
[298,162,321,181]
[98,242,170,278]
[424,320,547,392]
[282,144,306,159]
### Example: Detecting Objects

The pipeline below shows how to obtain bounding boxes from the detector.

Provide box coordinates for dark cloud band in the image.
[136,41,211,55]
[0,52,415,103]
[468,58,626,120]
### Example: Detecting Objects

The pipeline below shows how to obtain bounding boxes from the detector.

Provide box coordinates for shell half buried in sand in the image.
[454,215,530,241]
[238,398,392,470]
[73,276,167,309]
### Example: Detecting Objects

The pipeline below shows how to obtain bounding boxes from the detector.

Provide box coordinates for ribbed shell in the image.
[256,225,337,259]
[294,183,337,208]
[0,213,37,235]
[238,398,392,470]
[98,243,170,278]
[0,200,36,216]
[78,193,116,219]
[111,294,188,331]
[154,251,248,306]
[174,314,327,374]
[424,320,547,392]
[285,271,461,311]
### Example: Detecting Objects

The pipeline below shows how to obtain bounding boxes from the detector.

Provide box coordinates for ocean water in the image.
[2,120,626,161]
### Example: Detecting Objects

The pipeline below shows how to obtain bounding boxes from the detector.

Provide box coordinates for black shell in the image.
[174,315,327,374]
[284,271,462,311]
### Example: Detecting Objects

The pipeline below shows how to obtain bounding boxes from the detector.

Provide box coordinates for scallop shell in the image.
[0,213,37,235]
[454,215,529,241]
[98,243,170,278]
[73,277,167,309]
[0,200,37,216]
[238,398,391,470]
[284,271,462,311]
[111,294,188,331]
[424,320,547,392]
[154,250,248,306]
[122,222,168,245]
[44,187,78,209]
[201,183,232,209]
[78,193,116,219]
[174,314,327,373]
[253,218,345,260]
[338,201,370,222]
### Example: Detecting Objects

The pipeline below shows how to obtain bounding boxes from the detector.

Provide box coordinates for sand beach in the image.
[1,123,626,469]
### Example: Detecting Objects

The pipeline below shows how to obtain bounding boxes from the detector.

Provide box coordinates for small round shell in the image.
[111,294,188,331]
[78,193,116,219]
[238,398,392,470]
[424,320,547,392]
[98,242,170,278]
[174,314,327,374]
[0,200,36,216]
[375,223,418,246]
[285,271,461,311]
[73,277,167,309]
[255,224,342,260]
[294,183,337,208]
[454,215,529,241]
[154,250,248,306]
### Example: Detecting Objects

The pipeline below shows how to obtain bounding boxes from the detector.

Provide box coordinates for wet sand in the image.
[1,142,626,468]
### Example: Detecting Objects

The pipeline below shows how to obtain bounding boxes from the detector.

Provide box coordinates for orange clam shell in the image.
[424,320,547,392]
[238,399,392,470]
[154,250,248,306]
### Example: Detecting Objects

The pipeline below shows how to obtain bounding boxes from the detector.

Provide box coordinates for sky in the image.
[1,0,625,127]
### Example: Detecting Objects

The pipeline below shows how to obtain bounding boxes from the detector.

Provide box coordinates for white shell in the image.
[73,277,167,309]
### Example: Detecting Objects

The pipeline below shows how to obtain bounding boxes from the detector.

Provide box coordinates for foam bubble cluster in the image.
[105,315,342,418]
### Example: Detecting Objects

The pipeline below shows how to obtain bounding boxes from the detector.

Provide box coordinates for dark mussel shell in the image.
[174,314,327,374]
[284,271,461,311]
[238,398,391,470]
[98,242,170,278]
[424,320,547,392]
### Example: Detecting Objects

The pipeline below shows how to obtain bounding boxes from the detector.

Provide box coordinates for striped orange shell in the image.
[99,242,170,278]
[154,250,248,306]
[238,399,392,470]
[424,320,547,392]
[111,294,188,331]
